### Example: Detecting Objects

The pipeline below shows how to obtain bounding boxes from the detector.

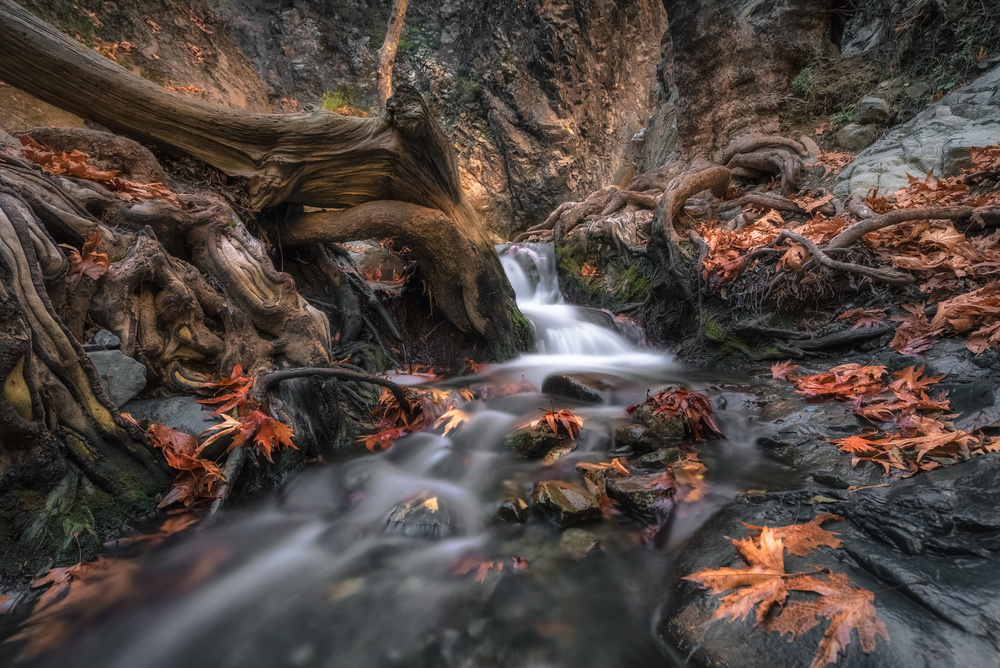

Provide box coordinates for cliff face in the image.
[3,0,666,237]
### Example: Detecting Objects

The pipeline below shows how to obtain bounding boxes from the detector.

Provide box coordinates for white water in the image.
[496,243,674,387]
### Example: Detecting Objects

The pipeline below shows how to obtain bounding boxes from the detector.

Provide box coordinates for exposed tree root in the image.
[774,230,915,286]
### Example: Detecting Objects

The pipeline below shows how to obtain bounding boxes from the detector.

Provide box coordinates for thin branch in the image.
[777,230,915,285]
[257,367,413,417]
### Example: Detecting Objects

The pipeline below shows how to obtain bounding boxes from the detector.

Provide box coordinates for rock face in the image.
[662,455,1000,667]
[660,0,838,152]
[838,65,1000,198]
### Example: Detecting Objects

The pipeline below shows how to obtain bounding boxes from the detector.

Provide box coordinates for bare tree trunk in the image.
[377,0,411,107]
[0,0,527,350]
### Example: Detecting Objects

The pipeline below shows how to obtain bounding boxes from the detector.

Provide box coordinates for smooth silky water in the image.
[33,244,798,668]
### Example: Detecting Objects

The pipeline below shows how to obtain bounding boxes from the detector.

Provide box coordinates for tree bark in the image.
[377,0,410,107]
[0,0,526,351]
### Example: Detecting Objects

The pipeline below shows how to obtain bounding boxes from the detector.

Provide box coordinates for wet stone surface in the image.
[386,496,456,539]
[662,454,1000,668]
[531,480,602,527]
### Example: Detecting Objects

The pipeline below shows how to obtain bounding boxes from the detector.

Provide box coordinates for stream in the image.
[30,243,797,668]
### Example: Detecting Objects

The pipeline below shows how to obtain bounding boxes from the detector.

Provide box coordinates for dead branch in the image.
[826,206,978,250]
[256,367,413,418]
[776,230,915,285]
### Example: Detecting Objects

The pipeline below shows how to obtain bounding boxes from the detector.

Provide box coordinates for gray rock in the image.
[531,480,602,527]
[558,528,600,559]
[631,446,682,470]
[91,328,121,348]
[87,349,146,406]
[904,81,932,101]
[840,15,886,58]
[855,96,891,125]
[632,405,686,440]
[834,123,877,152]
[613,423,666,455]
[122,395,229,459]
[605,470,675,517]
[386,496,455,538]
[495,497,529,523]
[839,65,1000,198]
[504,423,558,459]
[542,372,625,404]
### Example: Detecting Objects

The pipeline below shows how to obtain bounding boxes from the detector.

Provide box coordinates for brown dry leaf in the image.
[765,572,890,668]
[787,364,887,401]
[537,409,583,440]
[580,263,599,278]
[435,408,471,435]
[771,360,799,380]
[744,514,842,557]
[779,243,809,271]
[837,308,887,332]
[59,231,110,291]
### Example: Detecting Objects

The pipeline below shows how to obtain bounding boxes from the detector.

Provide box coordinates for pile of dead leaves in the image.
[362,384,475,452]
[148,424,225,509]
[195,365,296,463]
[627,389,725,440]
[685,515,889,668]
[18,135,186,209]
[773,362,998,475]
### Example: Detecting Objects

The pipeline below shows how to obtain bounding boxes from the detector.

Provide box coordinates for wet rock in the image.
[123,396,228,460]
[632,405,685,441]
[756,392,888,489]
[531,480,602,527]
[386,496,455,538]
[630,447,682,470]
[504,423,559,459]
[559,528,600,559]
[662,455,1000,667]
[855,96,891,125]
[834,123,876,152]
[839,64,1000,198]
[613,423,666,455]
[87,349,146,406]
[495,497,529,523]
[542,372,624,404]
[605,470,675,517]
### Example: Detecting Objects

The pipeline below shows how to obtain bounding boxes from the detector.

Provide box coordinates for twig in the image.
[257,367,413,417]
[777,230,915,285]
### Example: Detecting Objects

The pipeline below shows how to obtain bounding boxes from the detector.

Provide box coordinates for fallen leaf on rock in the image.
[744,514,842,556]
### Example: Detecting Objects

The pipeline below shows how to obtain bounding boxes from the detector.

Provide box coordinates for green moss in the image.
[703,317,727,343]
[321,85,371,117]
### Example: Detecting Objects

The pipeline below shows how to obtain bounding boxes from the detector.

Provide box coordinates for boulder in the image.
[504,423,559,458]
[613,423,668,455]
[87,349,146,406]
[834,123,876,152]
[661,455,1000,667]
[495,497,529,523]
[531,480,602,527]
[604,470,675,517]
[838,65,1000,198]
[855,96,891,125]
[542,372,625,404]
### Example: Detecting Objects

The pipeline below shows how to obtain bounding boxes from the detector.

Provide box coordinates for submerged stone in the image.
[605,470,675,517]
[386,496,455,538]
[531,480,602,527]
[559,528,600,559]
[542,372,624,403]
[495,497,529,523]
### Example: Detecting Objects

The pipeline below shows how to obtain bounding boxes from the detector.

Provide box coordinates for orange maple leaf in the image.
[744,514,843,557]
[538,409,583,440]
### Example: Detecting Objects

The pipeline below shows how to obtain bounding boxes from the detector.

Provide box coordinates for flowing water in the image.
[29,244,794,668]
